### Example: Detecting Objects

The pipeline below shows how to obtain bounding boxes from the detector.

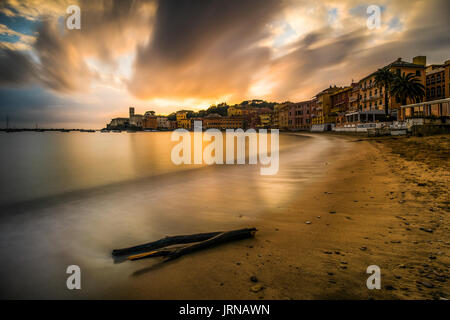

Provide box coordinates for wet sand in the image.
[0,133,448,299]
[132,133,448,300]
[99,134,448,300]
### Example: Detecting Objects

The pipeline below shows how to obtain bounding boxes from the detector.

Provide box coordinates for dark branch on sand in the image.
[112,228,257,261]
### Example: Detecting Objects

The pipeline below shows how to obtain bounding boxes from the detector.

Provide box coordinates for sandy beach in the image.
[0,132,448,300]
[103,134,449,300]
[147,134,448,300]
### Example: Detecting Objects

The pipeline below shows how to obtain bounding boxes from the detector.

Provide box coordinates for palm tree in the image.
[390,72,425,106]
[373,67,395,116]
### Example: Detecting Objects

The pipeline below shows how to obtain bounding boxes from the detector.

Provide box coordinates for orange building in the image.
[426,59,450,101]
[358,56,426,120]
[312,86,342,125]
[202,114,244,130]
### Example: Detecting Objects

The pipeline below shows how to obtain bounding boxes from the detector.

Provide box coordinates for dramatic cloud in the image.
[129,0,284,101]
[0,46,36,85]
[0,0,449,127]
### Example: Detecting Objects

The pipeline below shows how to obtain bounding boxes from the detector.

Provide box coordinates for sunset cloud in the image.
[0,0,449,127]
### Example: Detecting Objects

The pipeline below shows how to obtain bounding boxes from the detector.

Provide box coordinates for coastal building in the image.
[107,117,129,129]
[348,83,360,112]
[241,107,272,129]
[129,107,144,128]
[258,112,272,128]
[176,111,191,129]
[143,111,157,130]
[202,113,244,129]
[273,103,290,129]
[275,104,290,130]
[311,86,342,130]
[426,60,450,101]
[358,56,426,120]
[156,116,171,130]
[227,106,243,117]
[291,100,312,130]
[399,98,450,122]
[330,86,352,126]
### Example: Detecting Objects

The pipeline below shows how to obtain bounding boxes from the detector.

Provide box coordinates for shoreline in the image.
[0,133,447,299]
[97,133,448,300]
[129,133,448,300]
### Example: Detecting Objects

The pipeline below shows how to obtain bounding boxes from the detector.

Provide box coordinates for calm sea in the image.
[0,131,345,298]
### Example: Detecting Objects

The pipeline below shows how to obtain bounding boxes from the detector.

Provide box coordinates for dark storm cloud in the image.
[33,20,93,92]
[269,27,370,99]
[129,0,285,100]
[0,0,154,92]
[0,46,36,86]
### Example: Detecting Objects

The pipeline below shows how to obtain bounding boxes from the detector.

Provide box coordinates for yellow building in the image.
[227,106,243,117]
[312,86,341,125]
[258,112,272,128]
[446,60,450,99]
[359,56,426,119]
[273,103,290,128]
[176,111,191,129]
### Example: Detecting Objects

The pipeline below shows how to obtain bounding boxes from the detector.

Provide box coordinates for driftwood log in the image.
[112,231,223,256]
[114,228,257,261]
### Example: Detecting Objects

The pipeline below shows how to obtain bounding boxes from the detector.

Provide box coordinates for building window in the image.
[437,86,441,96]
[437,74,441,83]
[416,70,421,76]
[431,87,435,97]
[426,88,430,97]
[426,77,430,85]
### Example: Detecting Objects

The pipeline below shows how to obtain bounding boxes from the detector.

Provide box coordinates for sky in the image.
[0,0,449,128]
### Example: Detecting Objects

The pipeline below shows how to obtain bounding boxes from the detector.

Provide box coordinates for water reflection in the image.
[0,132,348,298]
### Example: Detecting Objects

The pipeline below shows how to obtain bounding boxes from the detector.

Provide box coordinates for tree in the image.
[390,72,425,106]
[373,67,395,116]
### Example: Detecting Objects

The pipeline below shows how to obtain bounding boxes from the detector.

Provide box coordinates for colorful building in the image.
[331,86,352,126]
[358,56,426,120]
[202,114,244,129]
[288,100,312,130]
[312,86,342,126]
[129,107,144,128]
[107,117,129,129]
[227,106,243,117]
[258,112,272,128]
[176,111,191,129]
[426,60,450,101]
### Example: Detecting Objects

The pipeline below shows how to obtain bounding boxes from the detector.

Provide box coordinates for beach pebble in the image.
[305,221,311,224]
[250,284,264,293]
[360,246,367,251]
[418,281,434,288]
[250,276,258,283]
[329,211,336,214]
[385,285,396,290]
